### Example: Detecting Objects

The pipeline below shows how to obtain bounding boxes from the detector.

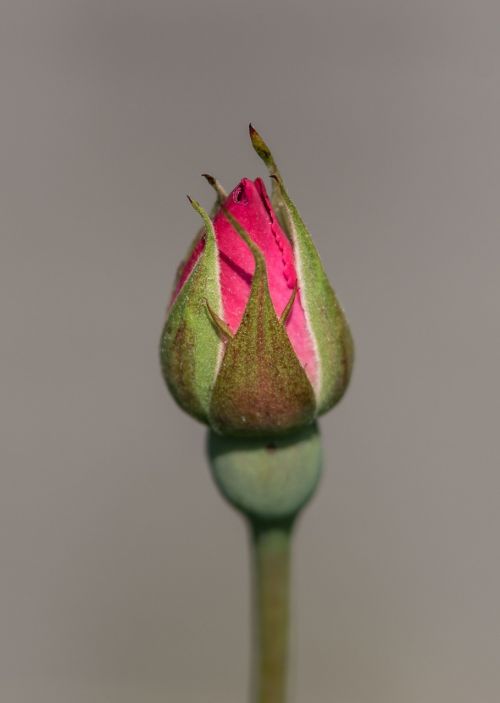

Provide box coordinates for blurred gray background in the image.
[1,1,499,702]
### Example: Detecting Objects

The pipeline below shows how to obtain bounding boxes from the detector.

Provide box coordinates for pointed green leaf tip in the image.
[159,198,222,422]
[250,127,354,414]
[209,209,316,437]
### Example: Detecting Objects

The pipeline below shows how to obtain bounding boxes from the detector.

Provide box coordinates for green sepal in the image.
[250,127,353,414]
[249,124,287,231]
[171,177,226,295]
[160,198,222,423]
[209,211,316,437]
[274,177,353,413]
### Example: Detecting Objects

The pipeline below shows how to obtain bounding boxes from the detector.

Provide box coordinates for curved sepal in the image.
[171,177,226,295]
[209,211,316,437]
[160,198,223,422]
[249,123,287,230]
[274,177,353,413]
[250,127,354,413]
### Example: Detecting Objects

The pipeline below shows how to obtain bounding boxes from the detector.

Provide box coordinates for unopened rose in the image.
[160,126,353,437]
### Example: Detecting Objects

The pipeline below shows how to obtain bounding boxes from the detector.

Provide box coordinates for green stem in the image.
[251,520,292,703]
[207,426,322,702]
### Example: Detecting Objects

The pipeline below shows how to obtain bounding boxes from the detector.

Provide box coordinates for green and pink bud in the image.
[160,126,353,437]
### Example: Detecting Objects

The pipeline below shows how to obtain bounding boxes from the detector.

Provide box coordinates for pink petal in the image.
[171,178,318,385]
[215,178,317,386]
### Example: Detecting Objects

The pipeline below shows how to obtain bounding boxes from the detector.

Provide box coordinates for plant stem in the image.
[208,427,322,702]
[251,520,292,703]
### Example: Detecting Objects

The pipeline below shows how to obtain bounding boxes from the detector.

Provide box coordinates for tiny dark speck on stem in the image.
[266,442,277,452]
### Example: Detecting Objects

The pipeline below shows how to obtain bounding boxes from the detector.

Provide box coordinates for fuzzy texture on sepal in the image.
[209,212,316,437]
[159,198,222,422]
[250,126,354,414]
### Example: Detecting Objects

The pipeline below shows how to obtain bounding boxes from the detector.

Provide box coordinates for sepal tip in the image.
[202,173,227,202]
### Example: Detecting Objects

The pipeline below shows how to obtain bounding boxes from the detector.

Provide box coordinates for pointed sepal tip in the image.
[249,123,278,174]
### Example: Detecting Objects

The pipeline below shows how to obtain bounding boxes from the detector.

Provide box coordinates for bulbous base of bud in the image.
[207,423,322,522]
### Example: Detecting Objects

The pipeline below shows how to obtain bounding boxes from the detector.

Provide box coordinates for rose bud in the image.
[160,126,353,437]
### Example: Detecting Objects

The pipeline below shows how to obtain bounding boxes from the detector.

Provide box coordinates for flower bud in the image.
[160,127,353,437]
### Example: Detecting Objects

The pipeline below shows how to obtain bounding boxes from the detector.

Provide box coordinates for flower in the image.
[160,126,353,437]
